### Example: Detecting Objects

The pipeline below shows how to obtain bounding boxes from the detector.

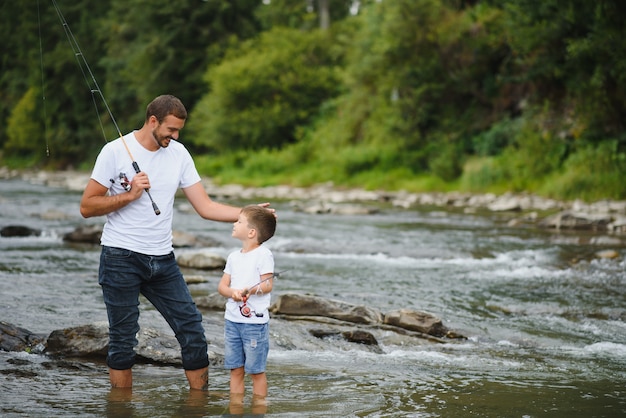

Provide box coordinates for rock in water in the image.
[0,225,41,237]
[383,309,449,337]
[0,321,47,353]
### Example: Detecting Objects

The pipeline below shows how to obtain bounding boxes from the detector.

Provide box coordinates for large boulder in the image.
[175,250,226,270]
[46,322,109,357]
[195,293,227,310]
[383,309,449,338]
[270,293,384,325]
[45,322,223,366]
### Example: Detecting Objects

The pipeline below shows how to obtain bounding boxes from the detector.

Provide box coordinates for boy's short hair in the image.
[242,205,276,244]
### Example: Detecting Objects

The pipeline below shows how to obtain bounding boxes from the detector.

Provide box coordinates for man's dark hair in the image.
[146,95,187,123]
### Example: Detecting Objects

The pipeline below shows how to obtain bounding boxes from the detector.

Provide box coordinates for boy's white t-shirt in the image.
[224,245,274,324]
[90,132,201,255]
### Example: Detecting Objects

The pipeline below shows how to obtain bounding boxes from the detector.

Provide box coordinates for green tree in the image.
[497,0,626,135]
[5,87,42,160]
[187,26,344,152]
[1,0,264,168]
[99,0,264,137]
[2,0,112,168]
[254,0,357,31]
[488,0,626,189]
[307,0,509,180]
[0,1,54,153]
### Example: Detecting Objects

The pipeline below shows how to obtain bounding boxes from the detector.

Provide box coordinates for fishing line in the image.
[37,0,50,157]
[50,0,161,215]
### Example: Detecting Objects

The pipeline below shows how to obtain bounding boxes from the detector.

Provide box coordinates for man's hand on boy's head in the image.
[256,202,277,219]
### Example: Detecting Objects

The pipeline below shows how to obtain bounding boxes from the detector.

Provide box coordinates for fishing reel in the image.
[109,172,131,192]
[239,295,264,318]
[118,172,131,192]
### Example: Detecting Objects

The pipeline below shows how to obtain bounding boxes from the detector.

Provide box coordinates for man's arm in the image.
[182,182,242,222]
[79,173,148,218]
[183,181,276,222]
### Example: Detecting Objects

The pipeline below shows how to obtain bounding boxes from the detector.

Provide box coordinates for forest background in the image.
[2,0,626,202]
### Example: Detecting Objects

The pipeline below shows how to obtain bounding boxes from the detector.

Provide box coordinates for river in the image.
[1,176,625,417]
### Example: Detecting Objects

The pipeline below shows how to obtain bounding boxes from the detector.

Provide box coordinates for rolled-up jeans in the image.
[98,246,208,371]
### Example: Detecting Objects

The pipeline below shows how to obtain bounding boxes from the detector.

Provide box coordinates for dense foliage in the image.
[1,0,625,200]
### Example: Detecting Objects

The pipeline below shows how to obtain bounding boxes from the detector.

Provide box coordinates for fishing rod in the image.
[242,269,289,297]
[239,269,289,318]
[50,0,160,215]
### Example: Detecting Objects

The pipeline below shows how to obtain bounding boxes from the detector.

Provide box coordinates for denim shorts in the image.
[224,320,269,374]
[98,246,208,371]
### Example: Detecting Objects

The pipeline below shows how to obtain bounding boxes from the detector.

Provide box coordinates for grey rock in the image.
[270,293,383,325]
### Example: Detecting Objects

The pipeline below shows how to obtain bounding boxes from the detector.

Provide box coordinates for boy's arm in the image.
[218,273,244,301]
[245,272,274,295]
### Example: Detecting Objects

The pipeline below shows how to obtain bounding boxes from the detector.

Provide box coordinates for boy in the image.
[218,205,277,401]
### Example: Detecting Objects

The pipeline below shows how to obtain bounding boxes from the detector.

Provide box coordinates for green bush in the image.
[459,156,511,193]
[5,88,42,156]
[187,27,344,153]
[540,140,626,201]
[472,117,522,156]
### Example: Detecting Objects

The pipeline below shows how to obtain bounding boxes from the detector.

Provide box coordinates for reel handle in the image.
[132,162,161,215]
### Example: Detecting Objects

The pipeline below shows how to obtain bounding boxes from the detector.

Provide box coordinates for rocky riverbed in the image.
[3,167,626,242]
[0,292,461,365]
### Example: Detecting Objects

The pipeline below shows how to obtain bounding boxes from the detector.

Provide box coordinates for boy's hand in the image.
[231,289,243,301]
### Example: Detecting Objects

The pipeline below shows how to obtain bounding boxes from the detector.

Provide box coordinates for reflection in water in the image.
[106,387,133,417]
[103,385,267,417]
[180,389,210,418]
[251,394,268,415]
[227,393,267,417]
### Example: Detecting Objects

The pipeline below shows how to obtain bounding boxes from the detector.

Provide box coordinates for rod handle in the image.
[132,162,161,215]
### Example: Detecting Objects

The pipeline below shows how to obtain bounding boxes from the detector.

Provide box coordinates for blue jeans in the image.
[224,320,269,374]
[98,246,208,370]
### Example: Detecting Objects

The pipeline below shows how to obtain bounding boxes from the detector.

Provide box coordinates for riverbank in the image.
[3,167,626,238]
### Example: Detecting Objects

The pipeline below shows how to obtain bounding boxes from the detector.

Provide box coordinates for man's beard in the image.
[152,129,172,148]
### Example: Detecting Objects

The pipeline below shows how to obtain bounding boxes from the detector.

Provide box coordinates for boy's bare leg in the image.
[252,393,269,414]
[250,372,267,397]
[229,393,245,414]
[229,368,245,416]
[229,367,245,394]
[185,366,209,391]
[109,368,132,388]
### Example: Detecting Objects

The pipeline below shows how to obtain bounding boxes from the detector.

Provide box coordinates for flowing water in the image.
[1,177,625,417]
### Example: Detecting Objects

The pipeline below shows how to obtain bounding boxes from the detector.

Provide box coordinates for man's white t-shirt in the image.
[90,132,201,255]
[223,245,274,324]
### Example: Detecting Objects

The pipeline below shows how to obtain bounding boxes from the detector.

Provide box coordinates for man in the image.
[80,94,273,390]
